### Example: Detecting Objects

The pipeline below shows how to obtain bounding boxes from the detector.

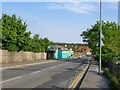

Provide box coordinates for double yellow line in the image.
[68,64,89,89]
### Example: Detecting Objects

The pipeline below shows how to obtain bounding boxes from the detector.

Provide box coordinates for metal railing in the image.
[102,60,120,79]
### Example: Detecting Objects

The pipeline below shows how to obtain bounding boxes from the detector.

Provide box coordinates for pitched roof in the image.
[49,45,68,51]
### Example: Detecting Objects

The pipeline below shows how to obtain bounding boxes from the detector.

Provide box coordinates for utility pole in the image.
[99,0,102,74]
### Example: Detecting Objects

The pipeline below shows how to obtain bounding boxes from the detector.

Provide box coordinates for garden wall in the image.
[0,50,47,63]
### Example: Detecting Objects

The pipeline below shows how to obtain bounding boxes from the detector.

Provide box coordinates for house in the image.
[76,46,91,54]
[72,45,92,58]
[47,45,73,59]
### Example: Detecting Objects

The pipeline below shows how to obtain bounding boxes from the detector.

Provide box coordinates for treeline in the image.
[0,14,53,52]
[53,42,88,52]
[81,21,119,61]
[54,42,87,46]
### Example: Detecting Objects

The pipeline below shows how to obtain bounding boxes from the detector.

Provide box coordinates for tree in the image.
[43,37,51,52]
[2,14,31,51]
[2,14,18,51]
[2,14,53,53]
[31,34,41,53]
[0,18,2,49]
[22,31,31,51]
[81,21,119,61]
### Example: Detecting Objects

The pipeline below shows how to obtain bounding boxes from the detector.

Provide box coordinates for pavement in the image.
[80,59,109,90]
[1,58,89,89]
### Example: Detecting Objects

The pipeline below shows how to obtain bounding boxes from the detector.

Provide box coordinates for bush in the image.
[109,76,120,90]
[7,43,18,51]
[103,68,120,90]
[103,68,111,79]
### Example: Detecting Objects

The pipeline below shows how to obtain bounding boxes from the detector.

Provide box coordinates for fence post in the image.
[117,63,120,79]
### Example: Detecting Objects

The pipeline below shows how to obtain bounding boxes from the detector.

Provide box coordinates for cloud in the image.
[47,2,96,14]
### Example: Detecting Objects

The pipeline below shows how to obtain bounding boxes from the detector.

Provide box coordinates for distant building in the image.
[72,45,92,58]
[47,45,73,59]
[76,46,91,54]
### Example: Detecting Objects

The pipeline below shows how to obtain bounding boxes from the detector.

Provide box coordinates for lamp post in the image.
[99,0,102,74]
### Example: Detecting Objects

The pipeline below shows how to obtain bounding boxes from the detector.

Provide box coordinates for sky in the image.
[2,1,118,43]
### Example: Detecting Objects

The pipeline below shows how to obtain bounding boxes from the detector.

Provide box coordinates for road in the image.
[1,58,89,89]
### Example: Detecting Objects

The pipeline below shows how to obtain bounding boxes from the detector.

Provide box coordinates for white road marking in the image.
[42,68,47,71]
[0,61,57,70]
[58,63,67,66]
[0,76,23,83]
[48,62,70,69]
[30,65,59,74]
[30,71,41,74]
[49,67,53,69]
[49,66,57,69]
[0,61,73,83]
[15,65,21,67]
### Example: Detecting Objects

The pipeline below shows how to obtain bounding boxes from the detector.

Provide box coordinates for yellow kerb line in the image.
[68,64,89,89]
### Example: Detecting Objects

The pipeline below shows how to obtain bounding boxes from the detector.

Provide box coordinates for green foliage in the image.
[81,21,119,61]
[31,34,41,53]
[2,14,30,51]
[110,76,120,90]
[7,43,18,51]
[2,14,52,52]
[103,68,120,90]
[103,68,111,79]
[0,18,2,49]
[43,37,52,52]
[29,34,52,53]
